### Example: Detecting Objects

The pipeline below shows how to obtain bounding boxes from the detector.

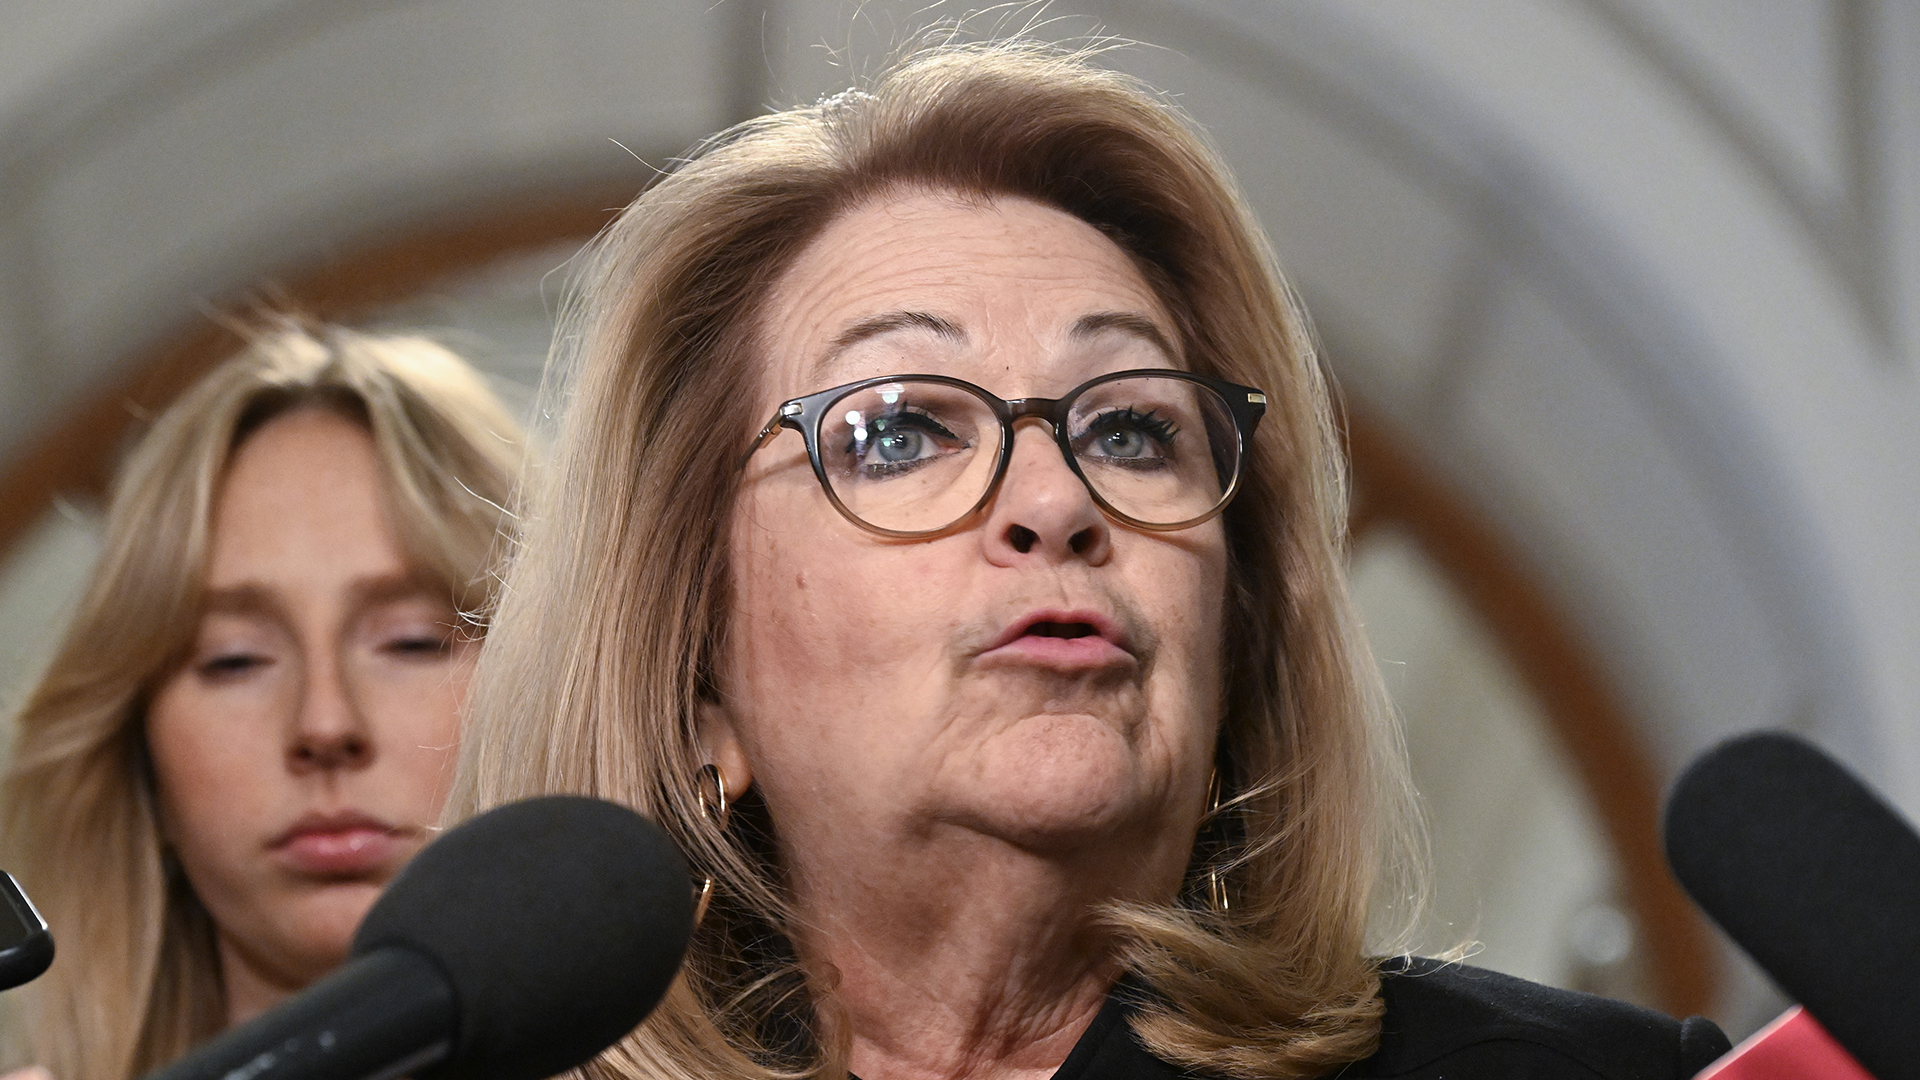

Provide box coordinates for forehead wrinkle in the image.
[808,310,967,385]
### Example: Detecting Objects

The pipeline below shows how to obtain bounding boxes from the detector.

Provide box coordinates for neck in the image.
[787,822,1180,1080]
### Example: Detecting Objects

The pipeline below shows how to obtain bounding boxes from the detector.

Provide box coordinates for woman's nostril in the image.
[1008,524,1038,554]
[1069,527,1096,556]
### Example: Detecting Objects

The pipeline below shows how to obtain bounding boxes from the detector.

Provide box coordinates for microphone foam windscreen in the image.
[1664,731,1920,1080]
[353,795,693,1080]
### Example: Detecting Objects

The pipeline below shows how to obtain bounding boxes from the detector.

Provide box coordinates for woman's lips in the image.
[976,609,1135,671]
[270,812,410,877]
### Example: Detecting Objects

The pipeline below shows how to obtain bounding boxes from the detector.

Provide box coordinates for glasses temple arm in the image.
[738,411,792,471]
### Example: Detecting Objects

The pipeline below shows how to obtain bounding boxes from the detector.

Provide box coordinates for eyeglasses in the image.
[740,369,1267,537]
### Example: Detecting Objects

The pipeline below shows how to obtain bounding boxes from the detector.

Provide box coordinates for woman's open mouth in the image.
[978,610,1135,671]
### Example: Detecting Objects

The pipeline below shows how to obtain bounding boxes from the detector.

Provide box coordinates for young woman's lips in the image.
[270,813,409,877]
[977,609,1134,671]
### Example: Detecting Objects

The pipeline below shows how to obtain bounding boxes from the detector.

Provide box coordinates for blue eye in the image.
[846,411,967,477]
[873,424,926,462]
[1079,408,1179,465]
[1097,425,1147,458]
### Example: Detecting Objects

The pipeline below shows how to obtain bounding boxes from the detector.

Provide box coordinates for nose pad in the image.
[983,425,1110,563]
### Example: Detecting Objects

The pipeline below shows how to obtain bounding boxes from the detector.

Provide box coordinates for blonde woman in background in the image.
[0,322,524,1080]
[452,40,1730,1080]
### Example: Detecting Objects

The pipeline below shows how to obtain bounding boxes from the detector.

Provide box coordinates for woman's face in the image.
[147,408,475,1016]
[714,191,1227,902]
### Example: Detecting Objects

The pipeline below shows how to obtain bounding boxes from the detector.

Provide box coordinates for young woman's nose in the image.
[980,423,1111,565]
[286,651,373,773]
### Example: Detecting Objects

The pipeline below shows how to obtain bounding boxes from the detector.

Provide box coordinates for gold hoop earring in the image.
[693,763,731,925]
[1204,768,1231,915]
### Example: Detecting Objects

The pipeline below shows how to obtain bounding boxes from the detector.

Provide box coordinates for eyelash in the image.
[1081,407,1180,453]
[384,633,451,656]
[191,628,452,680]
[198,652,267,679]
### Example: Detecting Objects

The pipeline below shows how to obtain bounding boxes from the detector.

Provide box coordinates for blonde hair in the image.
[1,322,525,1080]
[454,39,1418,1080]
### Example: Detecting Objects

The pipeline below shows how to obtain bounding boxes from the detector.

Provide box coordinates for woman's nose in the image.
[287,654,373,773]
[980,424,1111,564]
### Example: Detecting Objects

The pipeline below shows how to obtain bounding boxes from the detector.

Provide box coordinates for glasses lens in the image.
[817,380,1002,533]
[1067,375,1239,526]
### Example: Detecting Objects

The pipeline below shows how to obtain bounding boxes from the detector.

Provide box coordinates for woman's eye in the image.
[1098,425,1147,458]
[199,653,268,679]
[1080,409,1179,464]
[845,411,966,476]
[874,426,926,462]
[383,633,452,658]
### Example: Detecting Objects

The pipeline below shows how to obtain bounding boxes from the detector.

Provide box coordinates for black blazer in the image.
[1051,958,1733,1079]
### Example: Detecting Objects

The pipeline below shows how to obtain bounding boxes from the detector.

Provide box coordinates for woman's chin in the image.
[279,882,384,963]
[943,713,1157,852]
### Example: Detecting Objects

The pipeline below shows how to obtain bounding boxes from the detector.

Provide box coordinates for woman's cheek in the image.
[147,682,271,851]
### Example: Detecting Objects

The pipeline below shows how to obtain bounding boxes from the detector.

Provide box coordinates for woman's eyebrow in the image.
[201,584,282,619]
[349,572,445,609]
[813,310,964,381]
[1070,310,1179,361]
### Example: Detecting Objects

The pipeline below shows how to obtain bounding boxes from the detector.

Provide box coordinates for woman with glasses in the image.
[450,40,1730,1079]
[1,323,523,1080]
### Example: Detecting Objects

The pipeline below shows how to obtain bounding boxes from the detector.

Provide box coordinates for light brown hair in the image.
[454,39,1418,1080]
[1,322,525,1080]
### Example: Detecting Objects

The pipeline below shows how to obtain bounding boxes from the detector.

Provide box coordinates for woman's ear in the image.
[697,701,755,801]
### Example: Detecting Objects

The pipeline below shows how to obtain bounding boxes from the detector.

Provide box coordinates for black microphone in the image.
[1664,731,1920,1080]
[0,870,53,991]
[142,795,693,1080]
